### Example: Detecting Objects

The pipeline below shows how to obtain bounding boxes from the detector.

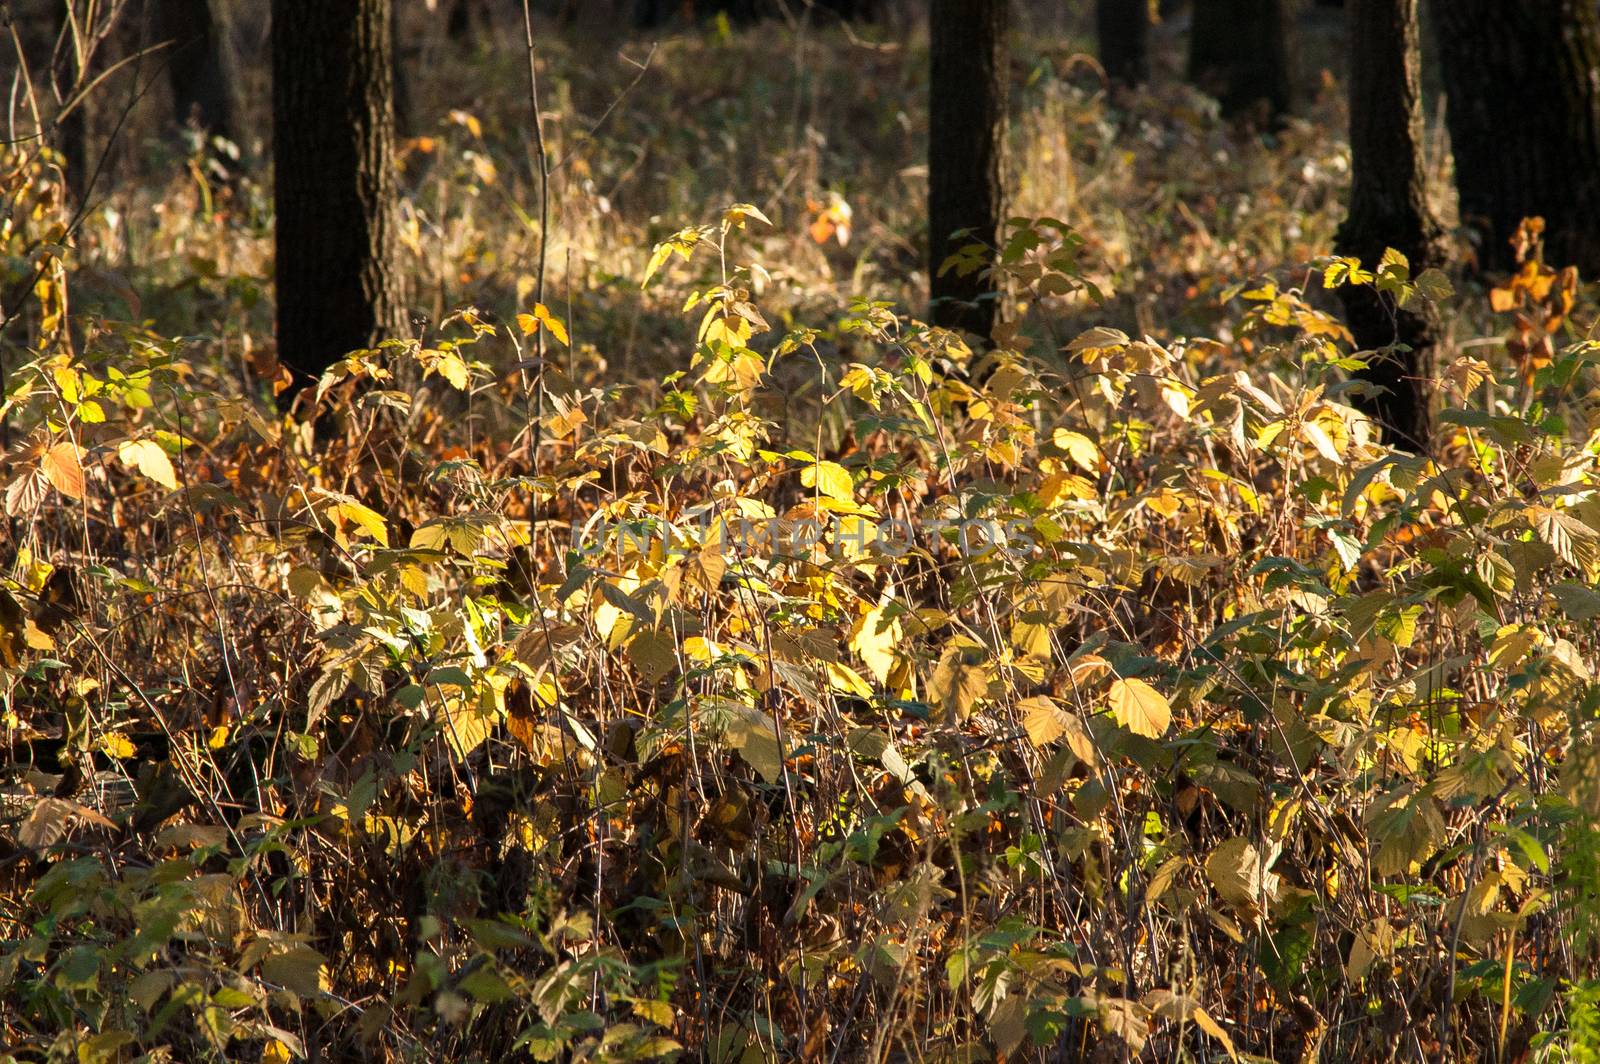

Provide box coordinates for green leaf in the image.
[1414,267,1454,302]
[262,947,328,997]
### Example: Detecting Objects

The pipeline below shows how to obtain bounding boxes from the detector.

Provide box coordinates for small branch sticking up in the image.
[520,0,550,469]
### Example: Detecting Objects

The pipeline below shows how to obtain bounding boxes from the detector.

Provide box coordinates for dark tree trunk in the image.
[928,0,1008,342]
[271,0,405,396]
[447,0,478,38]
[1334,0,1442,449]
[52,2,94,206]
[1097,0,1150,87]
[156,0,237,139]
[1434,0,1600,274]
[1188,0,1291,123]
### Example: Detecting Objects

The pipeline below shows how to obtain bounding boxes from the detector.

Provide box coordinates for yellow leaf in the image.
[643,243,675,287]
[1011,620,1052,660]
[723,202,772,228]
[850,606,901,684]
[628,627,678,685]
[334,501,389,547]
[516,303,571,345]
[534,303,569,345]
[928,642,990,721]
[1051,429,1101,472]
[826,661,874,698]
[1065,325,1130,354]
[633,997,675,1027]
[1204,836,1280,909]
[801,460,853,502]
[1109,677,1170,737]
[117,438,177,490]
[1191,1006,1239,1062]
[440,695,496,760]
[436,352,470,390]
[100,733,136,759]
[1020,695,1066,746]
[42,442,85,500]
[1020,695,1097,765]
[1300,419,1343,464]
[724,705,785,781]
[542,406,587,440]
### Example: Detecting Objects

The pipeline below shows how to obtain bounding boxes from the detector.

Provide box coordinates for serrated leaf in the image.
[850,606,901,685]
[1414,267,1454,302]
[1021,694,1067,746]
[518,303,570,345]
[1052,428,1101,472]
[1204,836,1279,909]
[801,460,853,502]
[262,947,328,997]
[1365,785,1445,876]
[117,438,177,490]
[1109,677,1170,738]
[334,501,389,546]
[42,442,85,500]
[724,706,785,782]
[1066,326,1130,353]
[723,202,772,228]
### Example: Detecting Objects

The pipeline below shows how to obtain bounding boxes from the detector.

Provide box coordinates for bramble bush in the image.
[6,24,1600,1064]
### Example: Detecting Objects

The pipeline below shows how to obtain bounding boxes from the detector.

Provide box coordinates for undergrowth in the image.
[6,19,1600,1064]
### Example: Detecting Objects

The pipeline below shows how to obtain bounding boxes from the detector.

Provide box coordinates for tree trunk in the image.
[1434,0,1600,275]
[1334,0,1442,449]
[52,2,95,207]
[271,0,405,396]
[928,0,1008,342]
[447,0,478,37]
[156,0,237,139]
[1188,0,1291,123]
[1097,0,1150,88]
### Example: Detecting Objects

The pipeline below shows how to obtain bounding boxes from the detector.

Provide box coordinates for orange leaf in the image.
[41,442,85,500]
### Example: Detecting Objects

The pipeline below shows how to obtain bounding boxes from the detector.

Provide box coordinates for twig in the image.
[519,0,550,466]
[548,42,657,176]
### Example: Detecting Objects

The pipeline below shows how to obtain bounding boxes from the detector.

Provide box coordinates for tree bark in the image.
[928,0,1008,342]
[1188,0,1291,123]
[1334,0,1442,449]
[271,0,405,395]
[156,0,238,139]
[1434,0,1600,275]
[1097,0,1150,88]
